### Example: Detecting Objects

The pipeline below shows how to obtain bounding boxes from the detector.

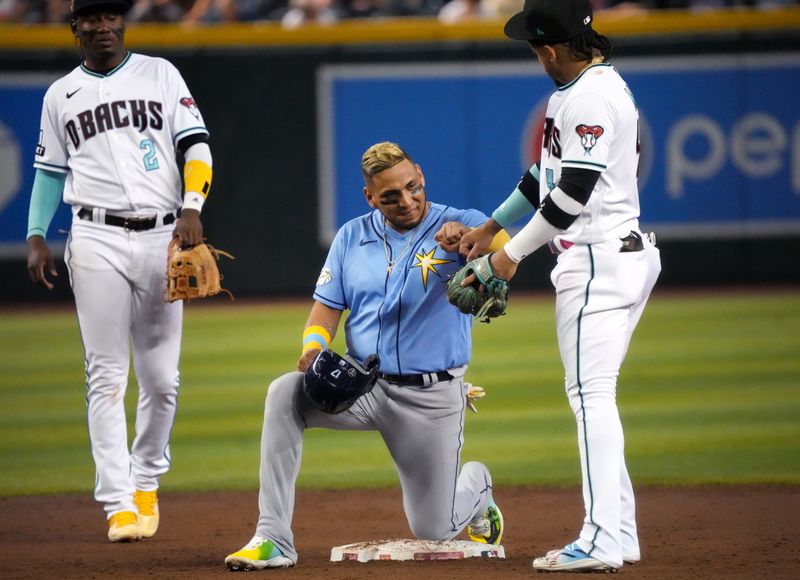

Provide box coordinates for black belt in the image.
[78,207,175,231]
[378,371,453,386]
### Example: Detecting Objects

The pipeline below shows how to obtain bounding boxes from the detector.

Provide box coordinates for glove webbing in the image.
[475,296,501,323]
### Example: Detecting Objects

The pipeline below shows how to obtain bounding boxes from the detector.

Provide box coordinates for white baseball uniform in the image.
[33,51,208,517]
[505,62,661,568]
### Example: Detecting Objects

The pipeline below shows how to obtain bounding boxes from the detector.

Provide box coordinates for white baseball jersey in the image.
[34,51,208,215]
[540,63,640,244]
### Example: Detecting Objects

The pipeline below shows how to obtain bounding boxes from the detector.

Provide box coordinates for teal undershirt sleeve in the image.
[27,169,66,240]
[491,189,536,229]
[491,164,540,228]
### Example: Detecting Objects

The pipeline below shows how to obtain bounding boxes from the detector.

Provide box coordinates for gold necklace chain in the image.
[382,204,428,275]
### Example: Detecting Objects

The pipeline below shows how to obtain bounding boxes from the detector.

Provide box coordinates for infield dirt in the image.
[1,485,797,579]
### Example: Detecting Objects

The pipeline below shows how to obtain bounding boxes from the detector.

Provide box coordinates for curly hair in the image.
[567,29,614,62]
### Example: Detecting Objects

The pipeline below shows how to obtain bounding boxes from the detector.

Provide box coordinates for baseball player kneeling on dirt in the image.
[26,0,214,543]
[224,142,510,571]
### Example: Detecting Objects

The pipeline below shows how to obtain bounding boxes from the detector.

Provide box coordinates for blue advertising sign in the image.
[0,74,71,257]
[317,54,800,244]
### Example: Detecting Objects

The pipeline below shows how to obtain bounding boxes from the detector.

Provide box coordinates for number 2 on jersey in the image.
[140,139,160,171]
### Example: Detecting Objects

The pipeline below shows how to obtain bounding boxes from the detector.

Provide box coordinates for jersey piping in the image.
[561,159,607,170]
[173,126,210,145]
[35,160,69,173]
[449,399,469,532]
[557,62,612,92]
[391,214,443,375]
[79,51,132,78]
[312,293,346,309]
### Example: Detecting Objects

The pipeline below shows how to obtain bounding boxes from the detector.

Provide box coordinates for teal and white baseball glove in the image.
[445,254,509,323]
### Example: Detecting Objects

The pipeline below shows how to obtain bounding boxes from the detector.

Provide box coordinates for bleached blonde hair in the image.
[361,142,413,178]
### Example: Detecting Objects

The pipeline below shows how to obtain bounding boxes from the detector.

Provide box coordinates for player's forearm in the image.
[491,164,540,228]
[503,184,590,261]
[492,190,536,229]
[503,211,561,263]
[302,301,343,354]
[27,169,66,240]
[182,141,212,214]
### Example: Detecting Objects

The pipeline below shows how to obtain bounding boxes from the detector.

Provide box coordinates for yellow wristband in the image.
[303,325,332,353]
[487,229,511,253]
[184,159,212,199]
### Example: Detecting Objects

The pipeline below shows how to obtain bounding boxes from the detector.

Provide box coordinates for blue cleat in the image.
[532,542,616,573]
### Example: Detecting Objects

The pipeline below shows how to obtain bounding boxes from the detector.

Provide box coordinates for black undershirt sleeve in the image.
[176,133,209,156]
[538,197,576,230]
[538,167,602,230]
[557,167,601,205]
[517,164,541,207]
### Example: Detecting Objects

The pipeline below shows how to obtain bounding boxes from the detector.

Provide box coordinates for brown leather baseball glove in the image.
[166,239,234,302]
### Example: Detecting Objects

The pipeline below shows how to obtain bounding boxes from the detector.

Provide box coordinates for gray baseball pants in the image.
[253,367,492,563]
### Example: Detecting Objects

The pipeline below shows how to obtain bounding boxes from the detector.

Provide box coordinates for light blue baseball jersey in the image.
[313,202,487,375]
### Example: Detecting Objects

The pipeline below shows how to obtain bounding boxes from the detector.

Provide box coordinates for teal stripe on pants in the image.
[575,245,600,555]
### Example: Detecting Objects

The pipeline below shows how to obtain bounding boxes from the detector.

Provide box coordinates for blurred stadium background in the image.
[0,4,798,494]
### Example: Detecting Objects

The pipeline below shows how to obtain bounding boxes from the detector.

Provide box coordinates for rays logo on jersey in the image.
[576,124,604,155]
[64,100,164,149]
[411,246,453,290]
[180,97,200,120]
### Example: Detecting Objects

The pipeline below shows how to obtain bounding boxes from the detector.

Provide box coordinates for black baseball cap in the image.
[71,0,133,16]
[505,0,594,45]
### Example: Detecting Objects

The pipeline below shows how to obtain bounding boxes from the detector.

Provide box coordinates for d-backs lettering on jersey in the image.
[313,203,487,375]
[543,117,561,159]
[66,100,164,148]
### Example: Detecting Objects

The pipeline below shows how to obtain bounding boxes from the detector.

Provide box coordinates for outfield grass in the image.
[1,289,798,496]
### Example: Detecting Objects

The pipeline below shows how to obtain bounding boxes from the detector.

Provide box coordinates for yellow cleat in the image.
[467,497,504,545]
[225,537,294,571]
[108,510,142,543]
[134,490,159,538]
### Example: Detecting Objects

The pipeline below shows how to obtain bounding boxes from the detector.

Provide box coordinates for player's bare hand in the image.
[461,220,503,260]
[173,208,203,248]
[434,222,471,252]
[26,235,57,290]
[297,349,321,373]
[487,250,518,281]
